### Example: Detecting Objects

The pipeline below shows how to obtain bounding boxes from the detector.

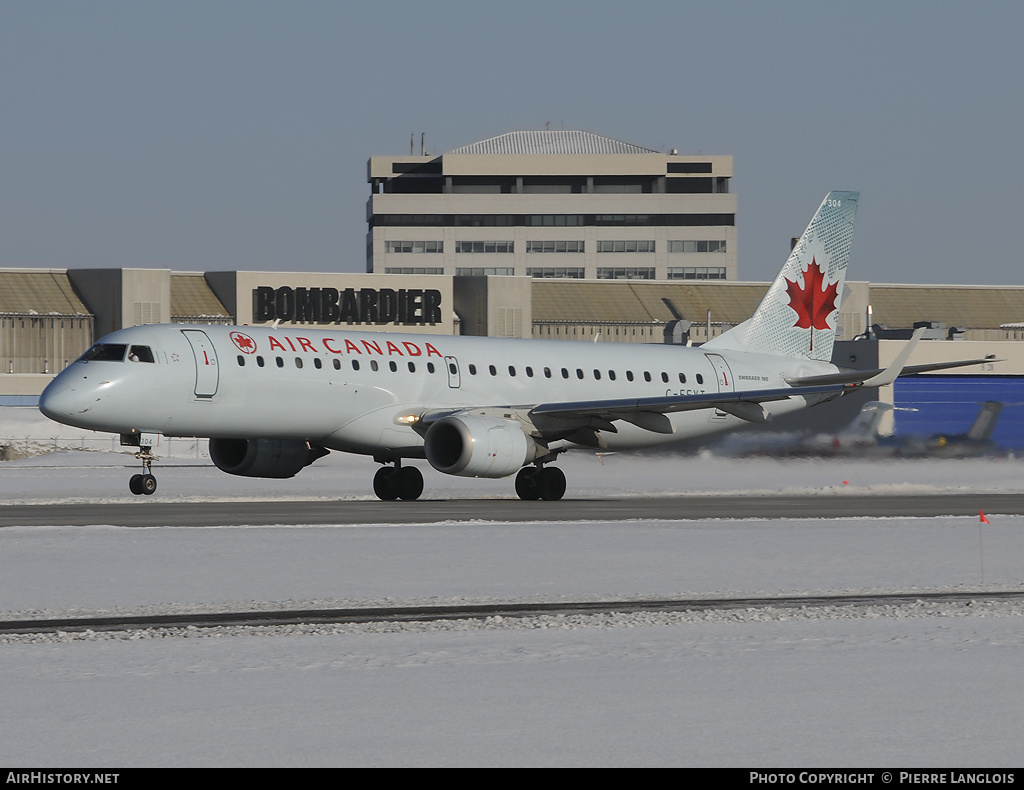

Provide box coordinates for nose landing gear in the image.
[121,431,159,496]
[128,449,158,496]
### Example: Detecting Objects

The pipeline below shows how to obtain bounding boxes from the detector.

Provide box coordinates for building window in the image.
[385,240,443,253]
[667,267,727,280]
[525,240,584,253]
[667,240,727,253]
[596,267,655,280]
[526,215,584,226]
[384,267,444,275]
[455,267,514,276]
[455,240,513,253]
[596,240,655,253]
[527,267,585,279]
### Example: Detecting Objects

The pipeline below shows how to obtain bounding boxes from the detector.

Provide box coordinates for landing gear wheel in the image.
[130,446,159,496]
[537,467,566,501]
[395,466,424,501]
[373,467,399,501]
[515,467,541,500]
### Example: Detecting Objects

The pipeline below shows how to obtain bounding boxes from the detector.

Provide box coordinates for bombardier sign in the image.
[253,286,443,326]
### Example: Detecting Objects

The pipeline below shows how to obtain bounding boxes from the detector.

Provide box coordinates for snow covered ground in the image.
[1,407,1023,767]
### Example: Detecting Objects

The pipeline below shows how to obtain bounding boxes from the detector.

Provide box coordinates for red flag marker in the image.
[980,511,990,524]
[842,480,849,486]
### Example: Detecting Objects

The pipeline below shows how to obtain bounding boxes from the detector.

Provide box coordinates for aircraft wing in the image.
[786,358,997,388]
[528,383,848,434]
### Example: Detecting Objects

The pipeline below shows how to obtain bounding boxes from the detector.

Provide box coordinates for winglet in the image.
[861,327,925,387]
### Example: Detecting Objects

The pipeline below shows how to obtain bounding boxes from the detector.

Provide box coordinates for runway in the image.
[1,492,1021,527]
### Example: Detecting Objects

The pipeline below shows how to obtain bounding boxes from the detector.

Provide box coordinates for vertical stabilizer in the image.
[705,191,859,361]
[966,402,1003,441]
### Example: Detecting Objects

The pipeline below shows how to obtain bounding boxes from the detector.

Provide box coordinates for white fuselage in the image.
[39,323,837,460]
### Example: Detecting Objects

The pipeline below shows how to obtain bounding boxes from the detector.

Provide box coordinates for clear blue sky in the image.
[2,1,1021,284]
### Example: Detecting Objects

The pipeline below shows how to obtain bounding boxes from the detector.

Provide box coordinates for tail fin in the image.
[966,401,1003,441]
[840,401,893,442]
[705,191,859,361]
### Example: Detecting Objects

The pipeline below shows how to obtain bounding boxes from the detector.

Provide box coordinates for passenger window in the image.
[696,373,704,384]
[468,364,477,375]
[644,372,652,382]
[128,345,155,363]
[276,357,284,368]
[257,356,265,367]
[626,371,634,382]
[561,368,569,379]
[352,360,360,371]
[576,369,584,379]
[661,372,669,383]
[408,362,416,373]
[333,359,341,370]
[608,370,616,381]
[389,361,397,372]
[370,360,379,371]
[449,363,457,375]
[593,369,601,380]
[508,366,516,377]
[679,373,686,383]
[427,362,435,373]
[544,367,552,378]
[314,358,322,369]
[489,365,497,376]
[237,355,245,366]
[295,358,304,369]
[526,367,534,377]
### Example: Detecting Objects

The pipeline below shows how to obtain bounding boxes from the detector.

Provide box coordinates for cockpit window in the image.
[128,345,155,363]
[79,344,127,362]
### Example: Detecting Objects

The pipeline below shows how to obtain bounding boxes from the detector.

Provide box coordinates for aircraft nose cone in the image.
[39,378,78,424]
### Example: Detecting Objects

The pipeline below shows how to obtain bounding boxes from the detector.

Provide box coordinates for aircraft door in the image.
[444,356,461,388]
[705,354,735,392]
[705,353,734,422]
[182,329,219,398]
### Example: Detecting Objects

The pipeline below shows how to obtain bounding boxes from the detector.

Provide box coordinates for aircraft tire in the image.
[129,474,144,496]
[537,467,566,501]
[141,474,157,495]
[515,467,541,501]
[396,466,424,501]
[373,467,399,501]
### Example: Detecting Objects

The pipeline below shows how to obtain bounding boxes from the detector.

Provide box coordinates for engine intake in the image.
[209,438,328,478]
[424,415,538,478]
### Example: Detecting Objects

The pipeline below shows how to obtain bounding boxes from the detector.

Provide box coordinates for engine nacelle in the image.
[424,415,538,478]
[209,438,327,479]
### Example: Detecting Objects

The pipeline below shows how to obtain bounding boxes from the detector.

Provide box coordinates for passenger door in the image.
[182,329,219,398]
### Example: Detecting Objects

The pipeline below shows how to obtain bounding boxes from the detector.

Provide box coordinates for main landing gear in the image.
[128,448,158,496]
[515,465,566,501]
[370,462,567,502]
[373,463,424,501]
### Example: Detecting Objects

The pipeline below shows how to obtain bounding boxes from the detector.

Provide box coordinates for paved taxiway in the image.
[1,492,1021,527]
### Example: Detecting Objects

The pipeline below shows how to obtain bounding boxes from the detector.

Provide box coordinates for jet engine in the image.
[424,415,539,478]
[209,438,328,478]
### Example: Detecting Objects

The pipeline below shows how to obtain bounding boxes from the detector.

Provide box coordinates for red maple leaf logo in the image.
[230,331,257,354]
[785,257,839,331]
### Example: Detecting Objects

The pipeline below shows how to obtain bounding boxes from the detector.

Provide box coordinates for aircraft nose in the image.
[38,378,77,423]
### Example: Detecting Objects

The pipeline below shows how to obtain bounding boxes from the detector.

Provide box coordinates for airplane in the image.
[890,400,1005,458]
[711,400,896,457]
[38,191,994,500]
